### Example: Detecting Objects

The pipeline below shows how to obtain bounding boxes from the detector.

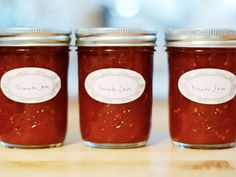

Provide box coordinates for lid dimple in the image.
[0,28,71,46]
[165,28,236,47]
[76,28,157,46]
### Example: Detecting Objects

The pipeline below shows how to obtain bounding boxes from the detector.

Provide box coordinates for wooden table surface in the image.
[0,101,235,177]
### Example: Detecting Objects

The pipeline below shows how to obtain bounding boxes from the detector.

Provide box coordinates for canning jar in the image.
[0,28,71,148]
[76,28,156,148]
[166,29,236,149]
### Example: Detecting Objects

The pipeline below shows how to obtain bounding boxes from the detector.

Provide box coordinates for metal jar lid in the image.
[0,28,71,46]
[76,28,157,46]
[165,28,236,48]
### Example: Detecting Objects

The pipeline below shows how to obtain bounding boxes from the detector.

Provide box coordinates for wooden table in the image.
[0,101,235,177]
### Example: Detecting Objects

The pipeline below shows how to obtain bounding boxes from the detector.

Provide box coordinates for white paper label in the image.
[1,67,61,103]
[178,68,236,104]
[85,68,146,104]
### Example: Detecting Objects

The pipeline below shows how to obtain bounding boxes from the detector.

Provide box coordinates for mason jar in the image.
[76,28,156,148]
[166,29,236,149]
[0,28,71,148]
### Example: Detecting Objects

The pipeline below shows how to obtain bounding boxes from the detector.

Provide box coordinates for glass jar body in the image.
[0,47,69,148]
[167,47,236,149]
[78,46,154,148]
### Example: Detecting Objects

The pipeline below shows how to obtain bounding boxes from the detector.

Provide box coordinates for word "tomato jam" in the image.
[166,29,236,149]
[0,28,71,148]
[76,28,156,148]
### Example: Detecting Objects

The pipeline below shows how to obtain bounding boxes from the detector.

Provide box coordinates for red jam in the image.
[78,46,154,146]
[167,47,236,147]
[0,46,69,147]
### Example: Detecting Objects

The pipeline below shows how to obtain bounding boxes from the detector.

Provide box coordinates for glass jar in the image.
[76,28,156,148]
[166,29,236,149]
[0,28,71,148]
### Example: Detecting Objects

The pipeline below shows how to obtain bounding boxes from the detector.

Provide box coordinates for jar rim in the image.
[165,28,236,47]
[0,28,71,46]
[76,28,157,46]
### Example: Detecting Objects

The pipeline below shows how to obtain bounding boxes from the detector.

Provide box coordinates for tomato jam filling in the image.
[168,47,236,145]
[0,47,69,146]
[78,47,154,144]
